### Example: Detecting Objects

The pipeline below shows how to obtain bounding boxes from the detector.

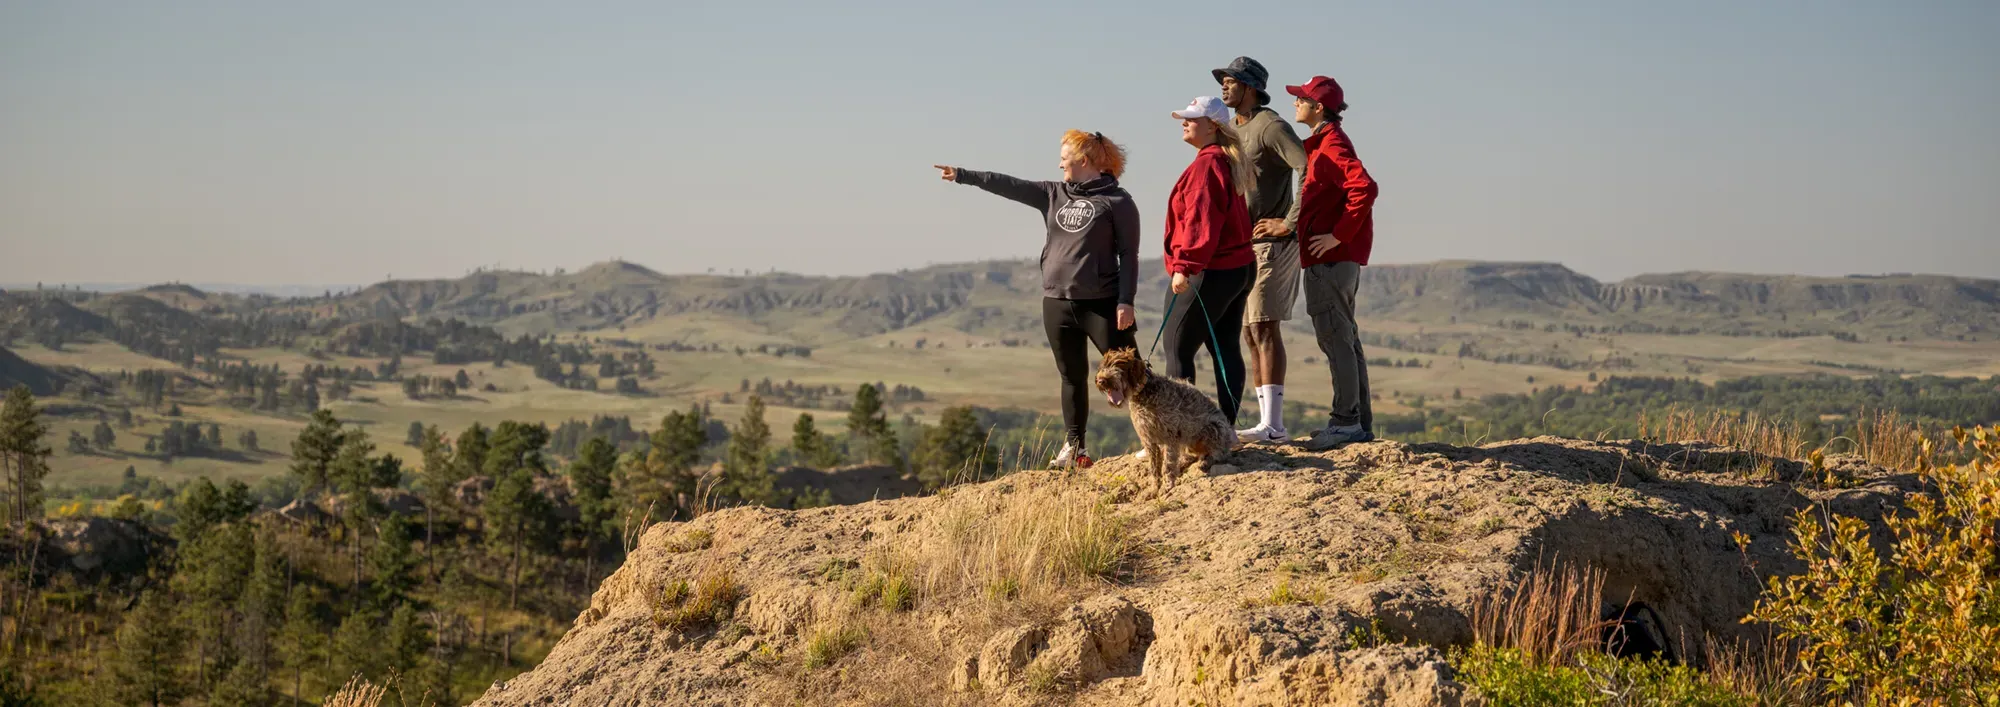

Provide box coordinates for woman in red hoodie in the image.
[1162,96,1256,423]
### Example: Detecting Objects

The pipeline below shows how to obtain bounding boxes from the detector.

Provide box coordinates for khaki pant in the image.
[1243,240,1300,323]
[1303,261,1373,431]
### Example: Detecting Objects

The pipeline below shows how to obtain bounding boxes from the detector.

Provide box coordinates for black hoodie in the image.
[954,170,1141,305]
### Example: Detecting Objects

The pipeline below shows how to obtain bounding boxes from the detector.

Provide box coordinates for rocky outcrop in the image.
[45,517,161,577]
[471,437,1916,706]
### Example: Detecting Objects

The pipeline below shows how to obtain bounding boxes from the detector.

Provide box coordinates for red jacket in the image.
[1163,145,1254,276]
[1296,122,1378,267]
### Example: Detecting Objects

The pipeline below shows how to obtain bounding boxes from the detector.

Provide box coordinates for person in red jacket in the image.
[1285,76,1380,449]
[1161,96,1256,424]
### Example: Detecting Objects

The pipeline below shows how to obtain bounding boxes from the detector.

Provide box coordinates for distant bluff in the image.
[470,436,1915,706]
[284,259,2000,341]
[11,260,1993,342]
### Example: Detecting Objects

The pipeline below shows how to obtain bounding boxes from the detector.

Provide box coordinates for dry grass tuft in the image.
[323,676,391,707]
[666,528,714,553]
[895,479,1133,607]
[803,620,869,670]
[1469,558,1616,668]
[651,568,742,633]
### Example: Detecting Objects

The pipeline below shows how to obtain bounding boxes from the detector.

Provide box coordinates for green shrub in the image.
[1455,646,1752,707]
[1454,645,1597,706]
[1745,425,2000,703]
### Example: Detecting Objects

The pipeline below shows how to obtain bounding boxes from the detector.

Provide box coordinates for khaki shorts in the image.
[1244,239,1301,323]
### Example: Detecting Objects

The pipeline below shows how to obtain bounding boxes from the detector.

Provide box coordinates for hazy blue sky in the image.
[4,1,1996,286]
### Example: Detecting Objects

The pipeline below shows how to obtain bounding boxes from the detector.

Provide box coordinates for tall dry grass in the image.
[887,480,1132,608]
[1639,407,1806,479]
[323,675,391,707]
[1700,634,1813,705]
[1849,409,1928,470]
[1468,558,1615,668]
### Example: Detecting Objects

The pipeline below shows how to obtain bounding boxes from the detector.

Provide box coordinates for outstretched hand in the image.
[933,165,958,182]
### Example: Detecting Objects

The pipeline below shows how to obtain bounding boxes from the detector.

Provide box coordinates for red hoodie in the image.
[1296,122,1378,268]
[1163,145,1254,276]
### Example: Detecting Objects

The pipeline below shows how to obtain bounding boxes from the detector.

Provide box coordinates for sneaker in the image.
[1304,424,1370,451]
[1051,443,1093,469]
[1236,424,1288,444]
[1132,447,1148,461]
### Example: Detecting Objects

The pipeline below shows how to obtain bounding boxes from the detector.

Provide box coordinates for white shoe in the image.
[1236,424,1288,443]
[1051,443,1092,469]
[1132,448,1148,461]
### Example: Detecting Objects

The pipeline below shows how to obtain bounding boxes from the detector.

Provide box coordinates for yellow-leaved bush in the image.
[1746,424,2000,704]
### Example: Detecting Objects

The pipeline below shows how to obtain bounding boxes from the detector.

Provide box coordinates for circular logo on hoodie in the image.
[1054,199,1098,233]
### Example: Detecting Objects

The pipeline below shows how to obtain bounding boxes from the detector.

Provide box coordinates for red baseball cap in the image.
[1284,76,1344,107]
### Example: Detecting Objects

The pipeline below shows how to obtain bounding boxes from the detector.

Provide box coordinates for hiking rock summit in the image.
[471,436,1914,706]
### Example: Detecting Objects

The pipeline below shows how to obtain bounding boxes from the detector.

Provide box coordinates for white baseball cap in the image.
[1171,96,1229,123]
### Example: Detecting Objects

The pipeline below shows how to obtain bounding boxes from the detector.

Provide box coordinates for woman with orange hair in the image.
[934,130,1139,468]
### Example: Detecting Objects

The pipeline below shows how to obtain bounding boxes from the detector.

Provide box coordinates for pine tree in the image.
[568,436,619,585]
[383,603,426,680]
[331,609,384,685]
[847,383,898,467]
[485,464,549,611]
[406,421,425,447]
[0,386,52,524]
[289,409,345,494]
[454,422,491,480]
[67,429,90,453]
[914,406,995,489]
[621,405,706,519]
[173,522,253,692]
[174,477,225,542]
[330,432,382,589]
[724,395,775,505]
[93,420,117,450]
[209,657,272,707]
[791,413,843,469]
[112,590,188,706]
[237,428,258,452]
[416,424,455,582]
[277,590,324,703]
[118,408,135,428]
[220,478,255,520]
[369,513,417,607]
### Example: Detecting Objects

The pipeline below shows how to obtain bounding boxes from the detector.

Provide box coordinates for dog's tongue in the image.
[1105,391,1125,406]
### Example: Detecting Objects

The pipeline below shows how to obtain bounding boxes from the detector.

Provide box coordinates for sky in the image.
[3,0,1997,286]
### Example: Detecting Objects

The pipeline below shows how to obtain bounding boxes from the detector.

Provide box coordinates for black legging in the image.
[1161,265,1251,424]
[1044,297,1136,447]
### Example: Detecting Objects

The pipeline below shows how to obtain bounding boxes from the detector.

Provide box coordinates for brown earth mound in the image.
[470,436,1917,706]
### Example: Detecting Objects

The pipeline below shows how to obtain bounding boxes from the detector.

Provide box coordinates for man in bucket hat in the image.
[1212,56,1309,444]
[1285,75,1379,450]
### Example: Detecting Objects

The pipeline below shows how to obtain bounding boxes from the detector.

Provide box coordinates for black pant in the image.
[1044,297,1136,447]
[1161,265,1251,424]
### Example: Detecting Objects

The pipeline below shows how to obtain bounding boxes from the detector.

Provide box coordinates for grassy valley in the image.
[2,258,1999,705]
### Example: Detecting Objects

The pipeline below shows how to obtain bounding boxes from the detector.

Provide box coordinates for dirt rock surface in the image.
[471,436,1916,706]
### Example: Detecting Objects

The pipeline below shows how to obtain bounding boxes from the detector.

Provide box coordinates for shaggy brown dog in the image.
[1095,347,1236,496]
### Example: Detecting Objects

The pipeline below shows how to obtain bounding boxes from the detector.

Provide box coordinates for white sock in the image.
[1260,385,1284,430]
